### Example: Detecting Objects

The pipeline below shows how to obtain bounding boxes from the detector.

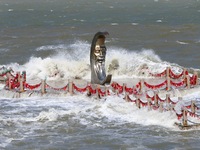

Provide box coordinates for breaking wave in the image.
[1,40,186,81]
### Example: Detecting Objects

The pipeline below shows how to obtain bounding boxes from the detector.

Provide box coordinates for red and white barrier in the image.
[1,67,200,127]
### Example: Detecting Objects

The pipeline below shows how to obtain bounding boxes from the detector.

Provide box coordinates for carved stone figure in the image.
[90,32,112,85]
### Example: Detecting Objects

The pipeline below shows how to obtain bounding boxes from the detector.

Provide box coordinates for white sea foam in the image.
[36,44,67,51]
[27,9,34,11]
[170,30,180,33]
[3,40,185,81]
[131,23,139,26]
[3,94,199,131]
[98,96,178,128]
[8,9,13,12]
[111,23,119,26]
[1,72,200,148]
[0,48,9,52]
[156,20,162,23]
[2,41,200,131]
[176,40,189,45]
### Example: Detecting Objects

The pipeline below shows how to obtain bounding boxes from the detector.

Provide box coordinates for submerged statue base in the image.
[90,32,112,85]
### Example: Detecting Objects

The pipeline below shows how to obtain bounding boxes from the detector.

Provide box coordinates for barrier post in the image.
[96,84,100,99]
[115,86,119,96]
[22,71,26,82]
[125,93,128,102]
[183,68,188,79]
[159,102,163,113]
[17,71,20,82]
[112,82,116,93]
[183,108,188,126]
[166,67,170,78]
[136,95,140,108]
[166,77,170,91]
[139,79,144,93]
[41,79,46,94]
[154,91,158,107]
[194,71,199,86]
[186,75,190,89]
[68,80,74,96]
[123,83,126,95]
[147,98,151,111]
[8,77,12,90]
[191,100,195,115]
[105,86,109,96]
[19,77,24,92]
[166,94,170,104]
[165,94,170,110]
[86,82,91,96]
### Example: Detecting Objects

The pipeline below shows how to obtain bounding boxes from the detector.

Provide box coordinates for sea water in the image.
[1,0,200,149]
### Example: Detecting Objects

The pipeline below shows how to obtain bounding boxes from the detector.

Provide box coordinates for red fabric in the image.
[157,94,165,102]
[139,99,148,107]
[25,82,41,90]
[190,75,197,85]
[170,80,185,87]
[0,72,7,77]
[98,88,106,96]
[125,86,133,94]
[176,113,183,120]
[169,69,184,79]
[144,80,167,90]
[46,83,68,91]
[87,86,96,94]
[149,69,166,77]
[146,93,155,101]
[73,84,87,92]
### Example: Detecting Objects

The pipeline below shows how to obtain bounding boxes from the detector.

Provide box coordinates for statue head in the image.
[90,32,112,85]
[94,45,106,64]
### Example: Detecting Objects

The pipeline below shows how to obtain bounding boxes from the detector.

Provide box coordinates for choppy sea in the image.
[1,0,200,149]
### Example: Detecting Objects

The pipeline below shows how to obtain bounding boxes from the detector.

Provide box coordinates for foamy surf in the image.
[0,96,178,128]
[176,41,189,45]
[0,93,200,149]
[1,41,193,82]
[1,40,200,150]
[1,76,200,130]
[1,0,200,148]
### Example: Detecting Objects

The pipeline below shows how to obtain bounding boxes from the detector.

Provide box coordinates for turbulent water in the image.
[1,0,200,149]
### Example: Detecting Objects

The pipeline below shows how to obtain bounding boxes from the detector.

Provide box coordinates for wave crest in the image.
[3,41,184,80]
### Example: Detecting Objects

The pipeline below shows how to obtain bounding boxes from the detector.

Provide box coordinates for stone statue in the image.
[90,32,112,85]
